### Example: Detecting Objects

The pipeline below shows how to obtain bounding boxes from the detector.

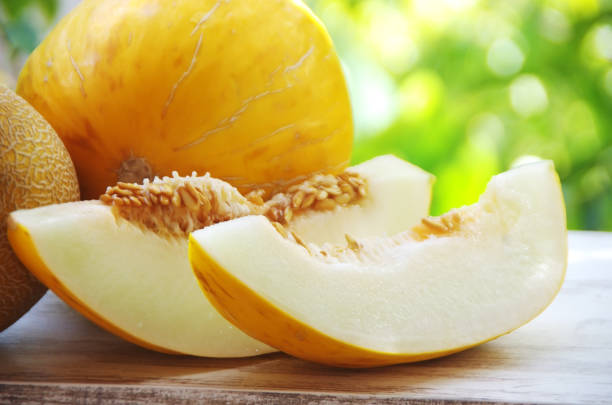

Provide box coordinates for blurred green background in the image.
[1,0,611,230]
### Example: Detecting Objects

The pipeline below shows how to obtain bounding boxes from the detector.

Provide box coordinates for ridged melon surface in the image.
[0,85,80,332]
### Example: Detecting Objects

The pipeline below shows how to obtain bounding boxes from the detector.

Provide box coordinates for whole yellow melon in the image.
[17,0,353,199]
[0,85,80,331]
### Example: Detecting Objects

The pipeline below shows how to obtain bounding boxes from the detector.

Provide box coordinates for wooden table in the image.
[1,231,610,404]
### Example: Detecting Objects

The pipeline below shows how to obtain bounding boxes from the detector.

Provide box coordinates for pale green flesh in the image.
[192,161,567,355]
[10,155,434,357]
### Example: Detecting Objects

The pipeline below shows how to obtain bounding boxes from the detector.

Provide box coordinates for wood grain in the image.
[1,231,611,404]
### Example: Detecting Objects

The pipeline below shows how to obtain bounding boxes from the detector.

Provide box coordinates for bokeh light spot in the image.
[368,8,418,74]
[540,8,571,43]
[594,24,612,61]
[412,0,479,26]
[398,71,444,120]
[344,56,398,137]
[467,113,504,152]
[509,74,549,117]
[472,11,515,46]
[486,38,525,77]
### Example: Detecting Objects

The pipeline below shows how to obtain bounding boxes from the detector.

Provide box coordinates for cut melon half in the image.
[189,161,568,367]
[7,155,433,357]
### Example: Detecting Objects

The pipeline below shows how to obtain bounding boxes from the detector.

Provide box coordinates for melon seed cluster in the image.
[259,172,367,223]
[100,170,367,237]
[411,210,465,241]
[100,173,255,236]
[289,210,469,265]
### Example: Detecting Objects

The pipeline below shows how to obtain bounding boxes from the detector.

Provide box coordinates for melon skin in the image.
[0,85,80,332]
[17,0,353,199]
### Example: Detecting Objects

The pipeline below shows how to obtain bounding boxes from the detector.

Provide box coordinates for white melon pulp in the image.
[289,155,434,244]
[189,161,567,367]
[7,155,433,357]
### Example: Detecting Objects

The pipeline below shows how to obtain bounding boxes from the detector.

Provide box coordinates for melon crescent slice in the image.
[188,161,568,367]
[7,155,433,357]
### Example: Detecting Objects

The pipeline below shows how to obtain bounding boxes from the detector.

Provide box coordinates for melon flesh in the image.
[7,155,433,357]
[289,155,433,245]
[189,161,567,367]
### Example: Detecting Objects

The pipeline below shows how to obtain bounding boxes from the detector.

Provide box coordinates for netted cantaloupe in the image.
[17,0,353,199]
[0,85,80,332]
[8,155,433,356]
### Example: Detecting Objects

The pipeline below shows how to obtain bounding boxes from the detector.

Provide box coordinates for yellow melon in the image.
[0,85,80,332]
[17,0,353,199]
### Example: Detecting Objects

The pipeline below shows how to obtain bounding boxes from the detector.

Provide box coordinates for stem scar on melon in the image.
[116,156,155,185]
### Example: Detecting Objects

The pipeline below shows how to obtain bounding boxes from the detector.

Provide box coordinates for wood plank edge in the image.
[0,383,551,405]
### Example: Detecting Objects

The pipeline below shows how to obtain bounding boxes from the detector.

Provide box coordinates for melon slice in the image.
[7,155,433,357]
[189,161,568,367]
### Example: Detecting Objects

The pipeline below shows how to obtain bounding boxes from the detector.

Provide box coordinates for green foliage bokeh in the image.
[1,0,610,230]
[0,0,57,53]
[307,0,612,231]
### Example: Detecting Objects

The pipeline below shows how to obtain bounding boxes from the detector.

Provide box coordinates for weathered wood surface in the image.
[1,231,610,404]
